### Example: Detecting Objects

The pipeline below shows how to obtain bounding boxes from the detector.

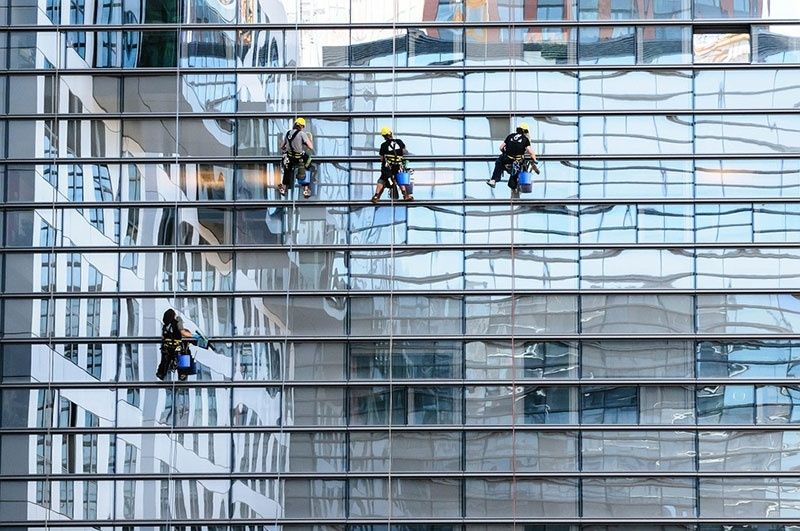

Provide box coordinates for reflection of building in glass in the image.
[3,0,800,527]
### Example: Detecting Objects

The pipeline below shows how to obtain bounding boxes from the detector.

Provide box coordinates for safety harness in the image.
[161,321,184,355]
[284,128,306,162]
[384,139,404,166]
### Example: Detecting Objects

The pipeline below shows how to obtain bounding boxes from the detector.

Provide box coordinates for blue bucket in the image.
[518,171,533,193]
[396,171,410,186]
[177,353,192,369]
[296,169,312,186]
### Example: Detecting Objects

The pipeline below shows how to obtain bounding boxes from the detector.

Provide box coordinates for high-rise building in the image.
[1,0,800,528]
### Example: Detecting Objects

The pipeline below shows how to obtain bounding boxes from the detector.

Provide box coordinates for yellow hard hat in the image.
[294,117,306,127]
[518,122,530,132]
[380,126,392,136]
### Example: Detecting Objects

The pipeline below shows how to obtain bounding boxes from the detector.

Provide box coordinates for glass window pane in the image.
[465,295,578,335]
[465,431,578,472]
[583,478,695,518]
[580,115,693,155]
[465,115,578,157]
[699,430,800,472]
[180,30,236,68]
[516,385,578,424]
[696,159,800,198]
[350,250,463,291]
[391,432,460,472]
[353,72,464,112]
[580,249,694,289]
[122,31,178,68]
[698,294,800,334]
[582,431,695,472]
[581,294,694,334]
[755,25,800,63]
[699,478,800,519]
[640,26,692,64]
[697,248,800,290]
[697,385,756,425]
[694,0,796,19]
[350,296,463,336]
[284,479,345,519]
[348,28,404,67]
[696,115,800,154]
[351,341,461,380]
[695,70,800,110]
[580,70,692,110]
[583,340,694,379]
[579,26,635,65]
[409,28,463,66]
[284,386,345,426]
[698,341,800,379]
[582,386,638,424]
[693,32,751,64]
[579,0,690,19]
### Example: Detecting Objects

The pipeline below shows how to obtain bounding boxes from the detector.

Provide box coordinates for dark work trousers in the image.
[491,154,520,182]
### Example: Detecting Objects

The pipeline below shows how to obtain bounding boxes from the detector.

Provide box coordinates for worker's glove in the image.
[531,161,540,175]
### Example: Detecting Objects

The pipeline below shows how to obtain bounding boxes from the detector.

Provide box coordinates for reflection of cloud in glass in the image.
[693,32,751,63]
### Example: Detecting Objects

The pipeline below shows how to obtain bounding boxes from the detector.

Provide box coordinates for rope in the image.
[42,24,63,530]
[274,4,302,525]
[387,0,399,522]
[165,8,184,524]
[508,12,518,526]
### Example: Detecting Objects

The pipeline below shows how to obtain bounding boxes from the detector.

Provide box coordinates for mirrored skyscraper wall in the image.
[1,0,800,528]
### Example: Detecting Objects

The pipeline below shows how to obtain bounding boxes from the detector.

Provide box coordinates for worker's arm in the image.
[498,142,506,152]
[304,132,314,151]
[279,136,287,152]
[526,145,538,162]
[180,328,194,339]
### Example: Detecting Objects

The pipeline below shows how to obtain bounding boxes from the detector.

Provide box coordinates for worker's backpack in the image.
[505,133,527,157]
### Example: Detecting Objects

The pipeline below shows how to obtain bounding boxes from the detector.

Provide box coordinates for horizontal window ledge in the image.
[6,243,800,253]
[6,108,800,119]
[3,518,800,527]
[4,288,800,299]
[4,153,800,164]
[3,471,800,481]
[5,63,800,75]
[4,334,800,344]
[5,379,800,389]
[3,425,800,435]
[6,19,800,31]
[9,197,800,209]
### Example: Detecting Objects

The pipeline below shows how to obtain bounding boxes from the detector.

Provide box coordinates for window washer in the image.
[278,117,316,199]
[486,122,540,193]
[372,126,413,204]
[156,308,194,381]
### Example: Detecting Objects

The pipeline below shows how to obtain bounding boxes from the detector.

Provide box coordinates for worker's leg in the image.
[156,346,171,380]
[373,165,393,203]
[302,154,314,198]
[488,154,509,186]
[508,160,520,190]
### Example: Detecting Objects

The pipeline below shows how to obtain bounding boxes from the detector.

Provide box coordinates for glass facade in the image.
[1,0,800,528]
